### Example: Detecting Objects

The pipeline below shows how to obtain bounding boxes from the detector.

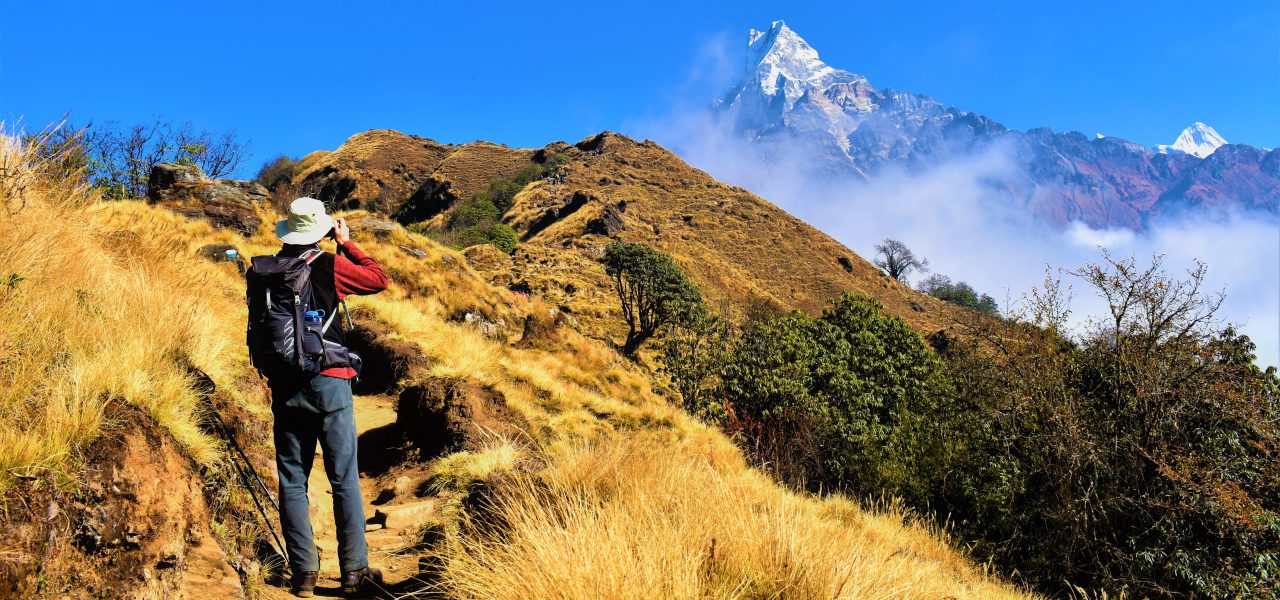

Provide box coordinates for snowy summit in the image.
[740,20,840,108]
[1156,122,1227,158]
[707,21,1277,231]
[720,20,883,149]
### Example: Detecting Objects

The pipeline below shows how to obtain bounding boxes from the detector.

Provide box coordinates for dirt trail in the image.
[261,393,436,599]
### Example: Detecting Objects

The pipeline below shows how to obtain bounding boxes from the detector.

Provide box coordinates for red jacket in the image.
[321,241,388,379]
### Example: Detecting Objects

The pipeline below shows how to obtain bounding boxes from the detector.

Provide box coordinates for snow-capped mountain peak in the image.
[744,21,836,95]
[721,21,883,147]
[1156,122,1228,158]
[705,21,1277,234]
[1172,122,1227,158]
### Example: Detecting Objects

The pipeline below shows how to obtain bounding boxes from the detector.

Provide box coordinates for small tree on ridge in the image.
[874,238,928,283]
[603,241,702,356]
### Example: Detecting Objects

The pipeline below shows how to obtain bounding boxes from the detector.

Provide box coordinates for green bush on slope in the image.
[937,256,1280,597]
[429,153,570,254]
[661,254,1280,597]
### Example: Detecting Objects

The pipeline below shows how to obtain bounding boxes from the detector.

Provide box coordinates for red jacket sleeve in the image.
[334,241,388,299]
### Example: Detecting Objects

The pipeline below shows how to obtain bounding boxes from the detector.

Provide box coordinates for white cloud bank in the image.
[628,55,1280,368]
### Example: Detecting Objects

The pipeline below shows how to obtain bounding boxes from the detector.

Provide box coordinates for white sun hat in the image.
[276,197,334,245]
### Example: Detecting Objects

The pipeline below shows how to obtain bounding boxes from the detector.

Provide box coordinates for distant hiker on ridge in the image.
[245,198,389,598]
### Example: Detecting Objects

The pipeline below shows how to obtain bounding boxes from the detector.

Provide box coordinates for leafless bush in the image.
[41,117,250,199]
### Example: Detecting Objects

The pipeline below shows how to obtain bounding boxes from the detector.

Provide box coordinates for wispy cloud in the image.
[1066,222,1136,248]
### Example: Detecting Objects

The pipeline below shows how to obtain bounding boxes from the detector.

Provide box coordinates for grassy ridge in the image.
[0,132,1033,598]
[0,134,267,487]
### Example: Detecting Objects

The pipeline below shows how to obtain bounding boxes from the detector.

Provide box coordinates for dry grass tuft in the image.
[0,132,259,488]
[434,433,1028,599]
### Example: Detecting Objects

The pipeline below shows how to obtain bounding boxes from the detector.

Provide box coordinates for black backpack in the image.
[245,249,360,378]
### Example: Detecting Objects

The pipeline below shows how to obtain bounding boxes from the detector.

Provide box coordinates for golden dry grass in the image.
[331,218,1032,599]
[434,434,1028,600]
[1,129,1033,598]
[0,132,265,488]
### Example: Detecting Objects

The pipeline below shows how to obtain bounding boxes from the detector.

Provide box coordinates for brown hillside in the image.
[504,131,967,336]
[294,129,453,214]
[292,129,972,341]
[2,133,1031,599]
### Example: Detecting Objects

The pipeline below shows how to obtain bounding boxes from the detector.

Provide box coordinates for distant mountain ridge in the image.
[716,21,1280,230]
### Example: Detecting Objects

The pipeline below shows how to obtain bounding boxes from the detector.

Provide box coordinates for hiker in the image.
[246,198,389,598]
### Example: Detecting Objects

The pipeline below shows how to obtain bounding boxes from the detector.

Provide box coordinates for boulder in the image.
[147,164,267,236]
[349,216,401,237]
[372,499,438,531]
[397,175,458,223]
[584,203,625,237]
[521,191,593,240]
[149,163,202,189]
[927,330,954,355]
[196,243,246,273]
[399,245,428,259]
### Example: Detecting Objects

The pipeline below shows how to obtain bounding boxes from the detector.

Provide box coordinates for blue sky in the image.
[3,0,1276,177]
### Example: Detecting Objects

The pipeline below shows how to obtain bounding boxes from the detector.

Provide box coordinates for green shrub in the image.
[447,196,502,230]
[603,242,703,356]
[937,255,1280,597]
[660,253,1280,597]
[486,223,519,254]
[658,304,730,419]
[916,274,998,315]
[255,155,297,191]
[713,293,944,495]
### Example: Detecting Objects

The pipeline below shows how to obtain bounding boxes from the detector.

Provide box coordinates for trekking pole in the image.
[206,402,280,512]
[228,444,291,563]
[204,400,289,562]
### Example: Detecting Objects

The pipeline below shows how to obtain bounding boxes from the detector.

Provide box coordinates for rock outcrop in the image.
[147,164,267,236]
[396,377,522,456]
[290,130,540,222]
[3,409,242,598]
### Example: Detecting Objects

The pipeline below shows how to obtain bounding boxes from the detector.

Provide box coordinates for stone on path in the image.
[373,499,438,531]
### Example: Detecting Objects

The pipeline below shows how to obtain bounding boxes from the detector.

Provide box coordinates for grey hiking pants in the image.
[271,374,368,574]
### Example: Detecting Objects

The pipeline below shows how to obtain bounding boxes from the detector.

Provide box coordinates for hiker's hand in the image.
[333,218,351,244]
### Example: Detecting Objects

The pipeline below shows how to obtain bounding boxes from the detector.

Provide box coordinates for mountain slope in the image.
[508,131,965,336]
[292,130,538,222]
[715,20,1280,230]
[0,133,1034,598]
[291,129,973,344]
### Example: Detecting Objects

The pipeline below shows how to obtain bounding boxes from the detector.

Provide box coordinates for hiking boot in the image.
[289,570,318,598]
[340,566,384,596]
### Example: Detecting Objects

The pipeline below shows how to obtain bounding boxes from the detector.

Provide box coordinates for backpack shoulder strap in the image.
[301,248,324,264]
[321,299,353,334]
